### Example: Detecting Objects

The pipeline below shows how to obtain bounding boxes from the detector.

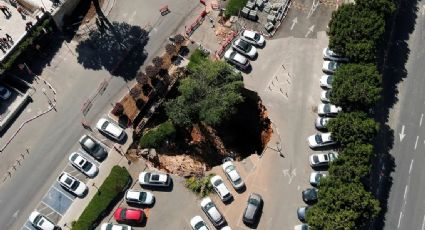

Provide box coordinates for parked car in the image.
[190,215,210,230]
[29,211,58,230]
[79,134,108,161]
[323,60,342,74]
[317,103,342,117]
[294,224,309,230]
[221,226,232,230]
[222,158,245,190]
[125,189,154,205]
[307,133,336,148]
[139,171,171,187]
[309,152,338,167]
[114,207,145,223]
[68,152,98,177]
[243,193,263,225]
[315,117,331,130]
[319,75,333,89]
[200,197,226,227]
[322,47,349,62]
[302,188,318,203]
[101,223,132,230]
[232,38,257,58]
[96,118,126,142]
[57,172,87,197]
[0,84,11,100]
[224,48,250,70]
[320,90,331,103]
[210,175,232,202]
[241,30,265,47]
[310,171,328,186]
[297,206,311,222]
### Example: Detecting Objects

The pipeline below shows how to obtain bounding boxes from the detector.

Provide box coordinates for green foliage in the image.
[72,166,131,230]
[307,179,380,230]
[355,0,396,18]
[185,174,215,197]
[187,49,208,71]
[328,112,379,147]
[330,63,382,110]
[166,59,244,127]
[139,121,176,148]
[225,0,249,17]
[328,4,386,62]
[329,143,374,182]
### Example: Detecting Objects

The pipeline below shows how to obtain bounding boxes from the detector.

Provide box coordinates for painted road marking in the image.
[409,159,414,174]
[415,136,419,149]
[421,214,425,230]
[305,25,315,38]
[420,114,424,126]
[398,211,403,228]
[399,125,406,142]
[290,17,298,30]
[404,185,408,200]
[40,201,63,217]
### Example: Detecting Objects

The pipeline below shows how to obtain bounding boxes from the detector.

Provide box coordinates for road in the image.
[0,0,199,229]
[383,0,425,229]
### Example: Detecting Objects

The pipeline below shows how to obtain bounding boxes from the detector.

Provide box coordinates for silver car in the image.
[224,48,250,70]
[322,61,342,74]
[222,158,245,190]
[96,118,126,142]
[322,47,349,62]
[241,30,265,47]
[200,197,226,227]
[315,117,331,130]
[243,193,263,225]
[232,38,257,59]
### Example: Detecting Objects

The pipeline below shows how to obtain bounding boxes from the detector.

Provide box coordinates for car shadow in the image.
[235,185,247,194]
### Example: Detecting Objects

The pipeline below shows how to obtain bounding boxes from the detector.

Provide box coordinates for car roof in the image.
[243,30,256,38]
[126,190,141,200]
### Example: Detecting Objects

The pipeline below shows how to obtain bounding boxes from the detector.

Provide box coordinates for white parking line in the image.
[40,201,63,217]
[415,136,419,149]
[398,211,403,228]
[421,214,425,230]
[22,225,31,230]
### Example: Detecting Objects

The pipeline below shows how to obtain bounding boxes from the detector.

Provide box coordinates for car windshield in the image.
[81,160,92,171]
[248,197,259,206]
[327,76,333,84]
[324,104,331,113]
[71,180,80,190]
[194,221,206,229]
[234,177,242,184]
[34,215,42,224]
[313,155,319,163]
[326,91,331,98]
[226,165,236,173]
[254,33,260,41]
[316,174,323,181]
[320,119,327,126]
[330,62,339,70]
[120,209,127,219]
[306,189,317,199]
[101,121,109,130]
[230,51,237,59]
[213,179,222,186]
[238,40,251,52]
[323,155,329,161]
[205,202,214,211]
[315,134,323,144]
[144,173,151,182]
[139,192,147,201]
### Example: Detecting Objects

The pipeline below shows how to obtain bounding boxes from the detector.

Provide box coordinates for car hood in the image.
[86,164,98,177]
[74,183,87,196]
[321,133,332,142]
[233,52,248,64]
[105,123,123,137]
[248,46,257,57]
[144,192,154,204]
[307,135,318,146]
[228,170,241,183]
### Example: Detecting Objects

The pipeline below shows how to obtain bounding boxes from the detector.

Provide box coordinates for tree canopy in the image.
[328,4,386,62]
[328,111,379,147]
[165,59,244,127]
[330,63,382,110]
[307,179,380,230]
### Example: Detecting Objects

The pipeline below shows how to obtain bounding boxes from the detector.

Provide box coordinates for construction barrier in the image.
[215,31,238,58]
[185,11,207,36]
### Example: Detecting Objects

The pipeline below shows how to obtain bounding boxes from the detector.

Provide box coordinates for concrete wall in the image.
[52,0,82,28]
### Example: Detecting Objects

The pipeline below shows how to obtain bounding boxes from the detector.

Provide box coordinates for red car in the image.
[114,207,145,223]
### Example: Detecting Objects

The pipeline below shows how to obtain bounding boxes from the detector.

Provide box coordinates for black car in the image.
[302,188,318,203]
[297,206,311,222]
[79,135,107,161]
[243,193,263,225]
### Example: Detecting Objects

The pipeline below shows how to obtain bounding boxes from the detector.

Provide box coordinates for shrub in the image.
[165,43,176,55]
[225,0,249,17]
[152,56,164,68]
[145,65,160,78]
[130,87,141,99]
[142,84,152,96]
[72,166,131,230]
[174,34,185,45]
[136,72,148,85]
[187,49,208,71]
[185,174,215,197]
[111,102,124,116]
[139,121,176,148]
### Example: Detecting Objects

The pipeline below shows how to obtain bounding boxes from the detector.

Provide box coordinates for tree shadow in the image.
[369,0,419,228]
[75,20,149,79]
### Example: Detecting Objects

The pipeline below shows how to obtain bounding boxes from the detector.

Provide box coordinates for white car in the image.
[315,117,331,130]
[319,75,333,88]
[224,48,250,70]
[317,103,342,117]
[323,47,349,62]
[68,152,98,177]
[58,172,87,197]
[309,152,338,167]
[320,90,331,103]
[307,132,336,148]
[241,30,265,47]
[101,223,132,230]
[210,175,233,202]
[190,215,210,230]
[139,171,171,187]
[0,84,11,100]
[310,171,328,186]
[125,189,155,205]
[221,226,232,230]
[322,60,342,74]
[28,211,57,230]
[222,158,245,190]
[200,197,226,227]
[232,38,257,58]
[96,118,126,142]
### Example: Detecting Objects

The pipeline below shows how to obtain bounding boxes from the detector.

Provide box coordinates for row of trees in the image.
[306,0,396,229]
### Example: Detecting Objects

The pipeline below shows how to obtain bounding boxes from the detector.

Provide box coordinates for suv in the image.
[243,193,263,225]
[125,189,154,205]
[139,172,171,187]
[200,197,226,227]
[210,175,232,202]
[29,211,58,230]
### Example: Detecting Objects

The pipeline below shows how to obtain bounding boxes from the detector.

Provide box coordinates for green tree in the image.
[307,179,380,230]
[139,121,176,148]
[329,143,374,182]
[330,63,382,110]
[165,60,244,127]
[328,112,379,147]
[355,0,396,18]
[328,4,386,62]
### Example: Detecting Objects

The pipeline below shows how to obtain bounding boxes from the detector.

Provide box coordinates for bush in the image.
[72,166,131,230]
[139,121,176,148]
[145,65,160,78]
[111,102,124,116]
[136,72,148,85]
[185,174,215,197]
[165,43,176,55]
[225,0,249,17]
[152,56,164,68]
[174,34,185,45]
[187,49,208,71]
[130,87,141,99]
